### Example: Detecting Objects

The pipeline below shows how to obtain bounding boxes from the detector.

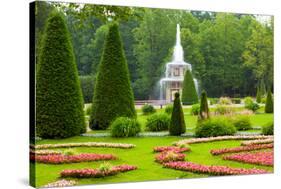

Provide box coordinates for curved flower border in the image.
[32,142,135,149]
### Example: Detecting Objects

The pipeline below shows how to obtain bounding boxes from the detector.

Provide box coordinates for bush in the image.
[110,117,141,137]
[190,104,200,115]
[181,69,198,105]
[244,97,259,112]
[231,115,252,131]
[244,97,254,106]
[195,117,236,137]
[199,91,210,120]
[214,105,234,115]
[85,105,92,116]
[261,97,266,104]
[262,122,273,135]
[209,98,219,105]
[79,75,95,104]
[90,23,136,130]
[141,104,156,115]
[169,93,186,136]
[219,97,232,105]
[265,91,273,113]
[36,12,86,139]
[232,98,241,104]
[256,87,261,103]
[165,104,173,114]
[145,113,170,131]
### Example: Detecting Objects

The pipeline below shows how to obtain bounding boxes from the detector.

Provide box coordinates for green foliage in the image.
[231,115,252,131]
[214,105,234,115]
[231,98,241,104]
[195,117,236,137]
[36,12,86,139]
[218,97,232,105]
[265,90,273,113]
[244,96,260,112]
[209,98,219,105]
[141,104,156,115]
[145,113,170,131]
[85,105,92,116]
[261,97,267,104]
[262,122,273,135]
[199,91,210,120]
[90,23,136,130]
[110,117,141,137]
[63,149,77,156]
[98,162,112,172]
[190,104,200,115]
[256,87,262,103]
[181,69,199,105]
[169,93,186,136]
[164,104,173,114]
[79,75,95,103]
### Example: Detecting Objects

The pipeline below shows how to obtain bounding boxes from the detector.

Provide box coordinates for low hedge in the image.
[110,117,141,137]
[141,104,156,115]
[262,122,273,135]
[145,113,170,132]
[231,115,252,131]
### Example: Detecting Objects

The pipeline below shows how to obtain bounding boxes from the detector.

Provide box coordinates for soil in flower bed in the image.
[223,151,273,166]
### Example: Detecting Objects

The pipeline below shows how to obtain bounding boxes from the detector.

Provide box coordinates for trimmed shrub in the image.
[265,91,273,113]
[145,113,170,131]
[214,105,234,115]
[232,98,241,104]
[110,117,141,137]
[141,104,156,115]
[169,93,186,136]
[262,122,273,135]
[190,104,200,115]
[198,91,210,120]
[231,115,252,131]
[36,12,86,139]
[261,97,266,104]
[244,97,259,112]
[256,87,261,103]
[165,104,173,114]
[79,75,95,104]
[181,69,198,105]
[195,117,236,137]
[90,23,136,130]
[219,97,232,105]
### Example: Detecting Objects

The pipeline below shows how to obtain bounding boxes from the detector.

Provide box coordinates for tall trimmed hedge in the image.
[169,93,186,136]
[79,75,95,103]
[36,12,86,139]
[181,69,198,105]
[90,23,136,130]
[265,90,273,113]
[256,86,261,103]
[198,91,210,120]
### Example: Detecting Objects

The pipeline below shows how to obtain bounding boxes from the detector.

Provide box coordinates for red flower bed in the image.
[223,151,273,166]
[163,161,269,175]
[34,153,117,164]
[210,143,273,155]
[153,146,190,153]
[60,165,137,178]
[155,151,185,163]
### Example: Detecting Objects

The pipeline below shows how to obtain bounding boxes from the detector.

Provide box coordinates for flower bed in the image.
[33,153,117,164]
[210,143,273,155]
[153,146,190,153]
[223,151,273,166]
[174,135,273,146]
[241,139,274,146]
[60,165,137,178]
[155,151,186,163]
[42,179,77,188]
[163,161,269,175]
[33,142,135,149]
[30,149,61,155]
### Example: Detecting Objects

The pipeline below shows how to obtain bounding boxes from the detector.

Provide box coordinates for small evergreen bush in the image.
[141,104,156,115]
[145,113,170,131]
[262,122,273,135]
[110,117,141,137]
[195,117,236,137]
[169,93,186,136]
[244,97,259,112]
[190,104,200,115]
[265,91,273,113]
[165,104,173,114]
[231,115,252,131]
[181,69,198,105]
[219,97,232,105]
[198,91,210,120]
[261,97,266,104]
[256,87,261,103]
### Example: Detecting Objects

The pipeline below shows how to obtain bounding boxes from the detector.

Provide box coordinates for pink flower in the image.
[153,146,190,153]
[155,151,186,163]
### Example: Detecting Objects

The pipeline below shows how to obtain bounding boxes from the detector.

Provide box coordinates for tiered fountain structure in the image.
[160,24,198,103]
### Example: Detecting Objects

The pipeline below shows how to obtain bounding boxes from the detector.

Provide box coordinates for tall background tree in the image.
[36,11,86,138]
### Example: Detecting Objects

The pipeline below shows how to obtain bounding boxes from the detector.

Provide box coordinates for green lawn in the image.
[34,137,273,187]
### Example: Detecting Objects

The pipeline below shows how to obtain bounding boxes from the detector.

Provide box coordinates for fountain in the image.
[160,24,198,103]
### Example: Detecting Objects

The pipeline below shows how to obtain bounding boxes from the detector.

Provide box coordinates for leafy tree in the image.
[36,11,86,138]
[169,93,186,135]
[198,91,210,120]
[181,69,198,105]
[265,90,273,113]
[89,23,136,130]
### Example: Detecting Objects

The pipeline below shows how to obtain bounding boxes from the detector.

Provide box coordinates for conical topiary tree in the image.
[198,91,210,120]
[169,92,186,136]
[90,23,136,130]
[256,86,261,103]
[265,90,273,113]
[181,69,198,105]
[36,11,86,139]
